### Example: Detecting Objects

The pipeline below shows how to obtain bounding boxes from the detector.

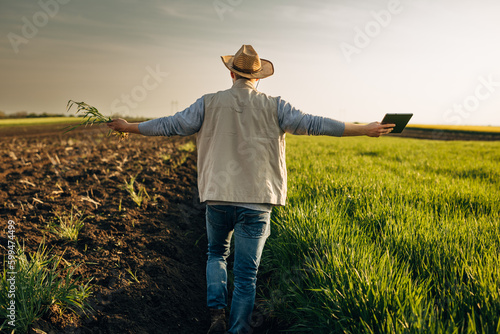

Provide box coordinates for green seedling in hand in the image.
[65,100,128,140]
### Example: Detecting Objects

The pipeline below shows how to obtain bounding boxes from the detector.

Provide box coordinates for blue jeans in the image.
[206,205,271,334]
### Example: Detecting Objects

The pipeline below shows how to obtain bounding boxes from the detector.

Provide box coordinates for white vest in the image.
[196,79,287,206]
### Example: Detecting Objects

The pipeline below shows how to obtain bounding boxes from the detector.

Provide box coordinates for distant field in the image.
[0,116,149,128]
[408,124,500,133]
[0,117,79,127]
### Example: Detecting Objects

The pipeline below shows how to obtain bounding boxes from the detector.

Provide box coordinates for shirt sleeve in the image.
[277,97,345,137]
[138,96,205,136]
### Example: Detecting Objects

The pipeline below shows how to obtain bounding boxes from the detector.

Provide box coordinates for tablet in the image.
[381,113,413,133]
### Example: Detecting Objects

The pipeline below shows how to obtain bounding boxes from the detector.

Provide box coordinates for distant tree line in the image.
[0,110,149,122]
[0,111,74,119]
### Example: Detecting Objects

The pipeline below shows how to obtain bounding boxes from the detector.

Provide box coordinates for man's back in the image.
[197,79,287,206]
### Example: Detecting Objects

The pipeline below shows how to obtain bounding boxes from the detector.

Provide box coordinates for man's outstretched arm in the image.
[278,98,394,137]
[106,96,204,137]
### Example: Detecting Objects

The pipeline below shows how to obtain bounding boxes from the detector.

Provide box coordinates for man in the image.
[107,45,394,334]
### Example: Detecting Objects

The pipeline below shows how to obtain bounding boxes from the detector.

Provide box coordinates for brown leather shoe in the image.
[207,308,226,334]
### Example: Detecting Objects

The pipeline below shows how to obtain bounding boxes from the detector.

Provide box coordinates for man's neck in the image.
[232,78,257,89]
[233,78,258,84]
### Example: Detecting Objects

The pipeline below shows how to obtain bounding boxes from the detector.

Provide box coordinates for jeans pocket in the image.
[207,205,228,229]
[240,212,270,238]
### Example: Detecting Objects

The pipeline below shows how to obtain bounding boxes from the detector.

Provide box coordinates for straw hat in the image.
[221,45,274,79]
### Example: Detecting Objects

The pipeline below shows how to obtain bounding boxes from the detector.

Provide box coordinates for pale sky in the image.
[1,0,500,126]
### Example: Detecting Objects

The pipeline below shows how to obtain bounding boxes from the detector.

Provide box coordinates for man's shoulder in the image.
[202,87,231,102]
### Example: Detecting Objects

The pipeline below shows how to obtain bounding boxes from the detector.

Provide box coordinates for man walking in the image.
[107,45,394,334]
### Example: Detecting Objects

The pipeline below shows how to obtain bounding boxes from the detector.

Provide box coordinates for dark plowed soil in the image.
[1,125,211,333]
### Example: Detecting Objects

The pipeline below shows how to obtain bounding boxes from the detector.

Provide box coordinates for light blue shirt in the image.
[138,96,345,137]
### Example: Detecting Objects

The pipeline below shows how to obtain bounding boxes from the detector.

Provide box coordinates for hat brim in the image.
[221,55,274,79]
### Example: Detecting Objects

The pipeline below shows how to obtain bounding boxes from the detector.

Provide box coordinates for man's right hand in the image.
[343,122,395,137]
[364,122,395,137]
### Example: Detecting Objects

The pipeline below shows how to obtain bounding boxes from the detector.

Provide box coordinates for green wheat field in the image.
[261,135,500,333]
